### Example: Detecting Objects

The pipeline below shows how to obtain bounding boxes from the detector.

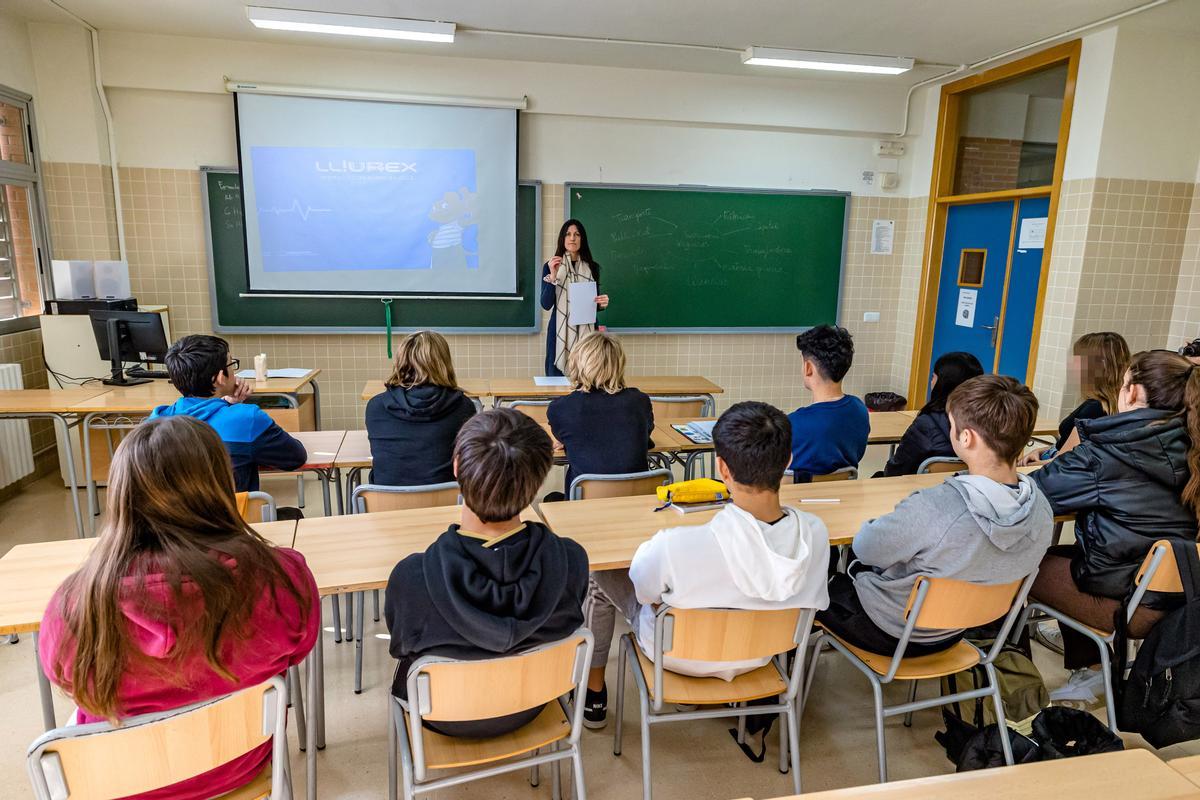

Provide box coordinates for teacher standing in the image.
[541,219,610,376]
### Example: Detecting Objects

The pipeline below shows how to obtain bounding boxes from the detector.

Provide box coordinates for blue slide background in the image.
[250,146,477,272]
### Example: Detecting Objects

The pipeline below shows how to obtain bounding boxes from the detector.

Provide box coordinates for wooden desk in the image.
[1168,754,1200,787]
[360,378,490,401]
[489,375,723,401]
[869,411,918,445]
[0,517,298,732]
[0,387,120,538]
[764,749,1197,799]
[292,430,346,470]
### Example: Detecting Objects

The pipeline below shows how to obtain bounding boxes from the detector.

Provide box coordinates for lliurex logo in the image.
[313,161,418,174]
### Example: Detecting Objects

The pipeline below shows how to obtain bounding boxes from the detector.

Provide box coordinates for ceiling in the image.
[9,0,1200,85]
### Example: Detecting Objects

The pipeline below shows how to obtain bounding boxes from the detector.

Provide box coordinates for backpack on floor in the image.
[1112,539,1200,748]
[955,707,1122,772]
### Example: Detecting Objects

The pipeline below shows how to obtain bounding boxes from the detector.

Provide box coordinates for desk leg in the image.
[32,631,55,731]
[319,471,332,518]
[333,467,344,515]
[305,610,320,800]
[309,381,321,431]
[82,413,97,535]
[51,414,85,539]
[316,617,326,750]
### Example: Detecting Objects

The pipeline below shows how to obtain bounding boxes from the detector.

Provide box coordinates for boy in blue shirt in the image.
[149,335,307,493]
[788,325,869,481]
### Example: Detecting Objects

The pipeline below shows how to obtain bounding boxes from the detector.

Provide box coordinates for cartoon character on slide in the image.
[428,188,479,270]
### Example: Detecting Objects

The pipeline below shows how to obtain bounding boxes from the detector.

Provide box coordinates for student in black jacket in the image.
[365,331,475,486]
[383,408,589,738]
[879,351,982,476]
[547,332,654,496]
[1021,331,1129,464]
[1030,350,1200,702]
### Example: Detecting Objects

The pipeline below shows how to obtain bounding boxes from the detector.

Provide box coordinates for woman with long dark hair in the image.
[878,351,984,476]
[540,219,610,376]
[39,415,319,800]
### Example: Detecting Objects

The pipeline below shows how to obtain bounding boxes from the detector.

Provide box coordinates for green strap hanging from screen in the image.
[382,299,394,358]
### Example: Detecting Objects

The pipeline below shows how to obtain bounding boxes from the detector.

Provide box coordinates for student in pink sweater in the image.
[39,415,319,800]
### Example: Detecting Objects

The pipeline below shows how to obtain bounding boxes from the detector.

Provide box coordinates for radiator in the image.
[0,364,34,489]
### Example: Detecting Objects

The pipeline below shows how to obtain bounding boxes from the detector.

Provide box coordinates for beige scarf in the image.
[552,255,596,374]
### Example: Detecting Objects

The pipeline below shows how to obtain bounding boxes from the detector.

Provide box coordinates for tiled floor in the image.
[2,454,1197,799]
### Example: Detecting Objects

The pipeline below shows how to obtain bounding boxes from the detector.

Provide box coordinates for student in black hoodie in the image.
[1031,350,1200,703]
[878,351,983,476]
[365,330,476,486]
[383,408,589,738]
[547,331,654,497]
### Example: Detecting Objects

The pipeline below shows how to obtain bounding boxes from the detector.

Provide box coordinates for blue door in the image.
[928,196,1050,392]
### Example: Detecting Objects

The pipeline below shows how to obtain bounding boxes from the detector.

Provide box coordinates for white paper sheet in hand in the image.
[567,281,598,326]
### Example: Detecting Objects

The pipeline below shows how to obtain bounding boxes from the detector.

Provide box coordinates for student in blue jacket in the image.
[150,335,306,494]
[788,325,869,481]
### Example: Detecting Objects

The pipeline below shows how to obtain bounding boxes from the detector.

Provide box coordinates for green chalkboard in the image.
[202,168,541,332]
[566,184,848,331]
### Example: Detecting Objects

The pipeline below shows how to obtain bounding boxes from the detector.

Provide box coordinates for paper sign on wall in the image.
[1018,217,1047,249]
[956,288,977,328]
[870,219,894,255]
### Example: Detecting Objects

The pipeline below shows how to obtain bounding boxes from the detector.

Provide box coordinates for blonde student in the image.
[366,330,475,486]
[547,331,654,497]
[39,416,319,800]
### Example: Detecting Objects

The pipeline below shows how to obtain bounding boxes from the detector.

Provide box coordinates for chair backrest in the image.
[236,491,277,523]
[812,466,858,482]
[917,457,967,474]
[568,469,673,501]
[509,400,552,424]
[650,396,709,419]
[1134,540,1200,594]
[26,677,286,800]
[659,607,802,662]
[353,482,462,513]
[411,632,591,723]
[904,576,1025,630]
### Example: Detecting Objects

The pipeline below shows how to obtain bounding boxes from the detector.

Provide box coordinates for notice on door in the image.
[1018,217,1047,250]
[956,288,977,328]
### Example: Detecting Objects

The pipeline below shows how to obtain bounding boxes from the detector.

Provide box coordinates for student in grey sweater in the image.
[818,375,1053,656]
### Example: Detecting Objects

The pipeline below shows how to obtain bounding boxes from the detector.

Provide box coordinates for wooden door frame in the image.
[906,40,1081,405]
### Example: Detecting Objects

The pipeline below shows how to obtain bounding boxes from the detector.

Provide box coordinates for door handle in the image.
[980,316,999,348]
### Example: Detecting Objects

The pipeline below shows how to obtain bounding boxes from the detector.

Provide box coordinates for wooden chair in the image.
[236,491,278,523]
[812,466,859,482]
[807,573,1037,782]
[1016,539,1199,731]
[509,400,553,423]
[26,677,291,800]
[917,457,967,474]
[389,629,593,800]
[568,469,673,501]
[615,606,816,800]
[345,482,463,693]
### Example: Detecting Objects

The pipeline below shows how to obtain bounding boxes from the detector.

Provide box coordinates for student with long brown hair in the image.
[39,415,319,800]
[366,330,476,486]
[1022,331,1130,463]
[1030,349,1200,703]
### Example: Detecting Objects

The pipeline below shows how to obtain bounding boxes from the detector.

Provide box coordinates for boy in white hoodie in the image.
[819,374,1053,656]
[581,401,830,728]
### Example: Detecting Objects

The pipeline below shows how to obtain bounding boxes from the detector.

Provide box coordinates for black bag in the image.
[727,696,779,762]
[1031,706,1123,759]
[1112,540,1200,748]
[865,391,907,412]
[956,724,1040,771]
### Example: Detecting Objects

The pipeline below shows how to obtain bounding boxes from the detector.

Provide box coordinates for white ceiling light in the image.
[246,7,455,43]
[742,47,913,75]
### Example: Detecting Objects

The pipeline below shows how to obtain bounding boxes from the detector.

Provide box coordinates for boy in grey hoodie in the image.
[818,375,1053,656]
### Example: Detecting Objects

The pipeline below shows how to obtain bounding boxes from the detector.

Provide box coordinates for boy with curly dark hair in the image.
[787,325,869,481]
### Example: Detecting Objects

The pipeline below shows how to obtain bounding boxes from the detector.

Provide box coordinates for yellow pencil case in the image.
[655,478,729,505]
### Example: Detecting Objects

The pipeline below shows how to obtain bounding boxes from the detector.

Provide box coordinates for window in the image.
[0,83,49,331]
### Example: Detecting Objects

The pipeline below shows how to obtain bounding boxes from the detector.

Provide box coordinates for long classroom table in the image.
[761,749,1199,800]
[360,375,724,407]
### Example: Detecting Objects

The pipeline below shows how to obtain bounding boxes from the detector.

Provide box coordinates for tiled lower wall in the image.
[38,162,928,429]
[1033,177,1198,420]
[0,327,53,454]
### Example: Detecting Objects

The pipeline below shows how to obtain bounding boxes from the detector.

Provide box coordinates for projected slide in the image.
[236,93,518,295]
[252,146,480,273]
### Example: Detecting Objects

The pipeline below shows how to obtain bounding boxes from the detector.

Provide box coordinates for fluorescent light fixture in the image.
[246,7,455,43]
[742,47,913,75]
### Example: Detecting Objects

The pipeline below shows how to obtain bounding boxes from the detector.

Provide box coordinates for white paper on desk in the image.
[534,376,572,387]
[567,281,598,326]
[235,368,311,379]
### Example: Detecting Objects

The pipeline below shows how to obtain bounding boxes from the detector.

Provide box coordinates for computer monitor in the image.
[88,310,170,386]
